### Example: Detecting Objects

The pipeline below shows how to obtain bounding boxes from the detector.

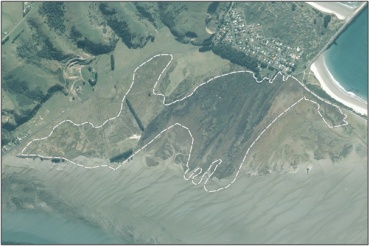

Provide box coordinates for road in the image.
[2,2,38,42]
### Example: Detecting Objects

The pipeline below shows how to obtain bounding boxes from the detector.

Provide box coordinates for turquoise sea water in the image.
[2,210,128,244]
[324,6,368,100]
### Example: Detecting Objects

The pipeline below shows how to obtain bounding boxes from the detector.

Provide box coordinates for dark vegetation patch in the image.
[323,15,331,28]
[110,54,115,71]
[158,2,188,43]
[2,74,65,137]
[11,30,24,43]
[212,44,260,76]
[1,36,10,45]
[2,76,44,104]
[142,73,281,179]
[185,31,198,38]
[106,17,133,47]
[329,143,353,163]
[157,2,211,45]
[198,34,215,52]
[99,3,150,49]
[38,2,65,33]
[134,3,157,27]
[17,19,68,62]
[98,3,116,15]
[70,26,117,56]
[1,129,12,146]
[207,2,220,14]
[125,99,145,131]
[51,158,64,163]
[110,149,133,163]
[291,3,296,11]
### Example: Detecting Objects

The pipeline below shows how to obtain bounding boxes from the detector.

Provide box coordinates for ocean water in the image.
[2,210,128,244]
[324,6,368,100]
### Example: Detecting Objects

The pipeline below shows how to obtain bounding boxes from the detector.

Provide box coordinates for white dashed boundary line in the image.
[19,53,348,193]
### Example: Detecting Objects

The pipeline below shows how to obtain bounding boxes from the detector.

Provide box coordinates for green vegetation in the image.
[142,72,281,179]
[291,3,296,11]
[51,158,64,163]
[11,30,24,43]
[81,66,98,87]
[2,1,362,184]
[207,2,220,14]
[110,54,115,71]
[17,19,67,61]
[109,149,133,163]
[158,2,213,45]
[70,24,117,56]
[1,36,9,45]
[305,83,351,111]
[99,2,153,49]
[2,59,66,140]
[323,15,332,28]
[212,44,259,75]
[38,2,65,33]
[107,17,135,48]
[133,3,157,26]
[126,99,145,132]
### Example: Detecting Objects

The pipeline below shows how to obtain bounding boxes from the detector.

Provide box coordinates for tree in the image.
[110,54,115,71]
[291,3,296,11]
[323,15,331,28]
[212,44,259,74]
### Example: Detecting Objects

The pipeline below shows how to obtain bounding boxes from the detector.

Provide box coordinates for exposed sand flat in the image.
[3,150,367,244]
[310,54,367,116]
[306,2,354,20]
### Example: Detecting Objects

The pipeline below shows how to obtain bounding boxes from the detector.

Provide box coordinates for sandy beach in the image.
[310,54,367,116]
[2,142,368,244]
[306,2,354,20]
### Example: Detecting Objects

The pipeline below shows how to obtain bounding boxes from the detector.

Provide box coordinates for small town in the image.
[213,4,304,74]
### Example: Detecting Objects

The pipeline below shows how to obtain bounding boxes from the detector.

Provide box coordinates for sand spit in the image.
[306,2,354,20]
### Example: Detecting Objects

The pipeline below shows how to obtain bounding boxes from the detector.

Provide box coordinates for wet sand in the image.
[2,150,367,244]
[310,54,367,116]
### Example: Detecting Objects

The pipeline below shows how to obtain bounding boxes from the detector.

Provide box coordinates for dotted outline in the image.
[19,53,348,193]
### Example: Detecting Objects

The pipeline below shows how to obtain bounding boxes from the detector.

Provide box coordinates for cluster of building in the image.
[213,5,304,73]
[23,2,34,16]
[2,130,29,154]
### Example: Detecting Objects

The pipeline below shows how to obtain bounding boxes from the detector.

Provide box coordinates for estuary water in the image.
[324,6,368,100]
[2,210,127,244]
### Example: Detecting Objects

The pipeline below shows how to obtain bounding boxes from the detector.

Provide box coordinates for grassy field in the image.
[3,2,365,184]
[2,2,23,33]
[1,3,367,244]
